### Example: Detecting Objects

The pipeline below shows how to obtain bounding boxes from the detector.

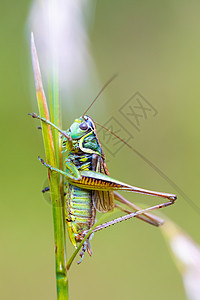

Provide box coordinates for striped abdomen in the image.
[65,183,96,247]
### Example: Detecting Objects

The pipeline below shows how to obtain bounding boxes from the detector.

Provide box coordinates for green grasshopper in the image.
[30,110,177,263]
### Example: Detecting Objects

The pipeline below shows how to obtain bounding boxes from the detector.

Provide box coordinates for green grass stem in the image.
[31,33,68,300]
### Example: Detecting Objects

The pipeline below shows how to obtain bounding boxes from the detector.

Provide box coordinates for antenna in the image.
[95,121,200,215]
[82,74,118,117]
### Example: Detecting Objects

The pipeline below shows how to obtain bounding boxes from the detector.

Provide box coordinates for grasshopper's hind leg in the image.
[114,192,164,226]
[114,203,162,226]
[83,197,175,236]
[77,240,92,264]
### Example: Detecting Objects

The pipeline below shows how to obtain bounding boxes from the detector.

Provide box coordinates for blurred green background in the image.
[1,1,200,299]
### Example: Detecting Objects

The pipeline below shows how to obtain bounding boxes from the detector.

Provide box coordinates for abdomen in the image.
[65,183,96,247]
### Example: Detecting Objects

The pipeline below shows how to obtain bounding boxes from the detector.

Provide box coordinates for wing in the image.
[92,154,115,212]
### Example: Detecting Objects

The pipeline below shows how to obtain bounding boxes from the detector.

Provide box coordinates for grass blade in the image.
[31,33,68,299]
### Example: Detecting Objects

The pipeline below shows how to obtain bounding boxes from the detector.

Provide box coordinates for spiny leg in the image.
[84,198,175,235]
[86,240,92,256]
[77,243,87,264]
[114,203,161,226]
[77,240,92,264]
[114,192,164,226]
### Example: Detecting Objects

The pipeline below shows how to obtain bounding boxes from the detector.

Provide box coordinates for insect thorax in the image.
[67,152,93,172]
[66,130,104,172]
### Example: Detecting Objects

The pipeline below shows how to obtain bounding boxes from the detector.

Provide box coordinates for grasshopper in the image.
[30,111,177,263]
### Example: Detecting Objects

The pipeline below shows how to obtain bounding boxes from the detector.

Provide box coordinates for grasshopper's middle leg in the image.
[39,157,82,181]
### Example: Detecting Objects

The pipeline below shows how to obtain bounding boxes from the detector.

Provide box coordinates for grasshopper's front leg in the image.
[29,113,71,141]
[39,157,82,181]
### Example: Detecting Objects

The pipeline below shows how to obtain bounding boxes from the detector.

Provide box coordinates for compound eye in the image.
[79,122,88,131]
